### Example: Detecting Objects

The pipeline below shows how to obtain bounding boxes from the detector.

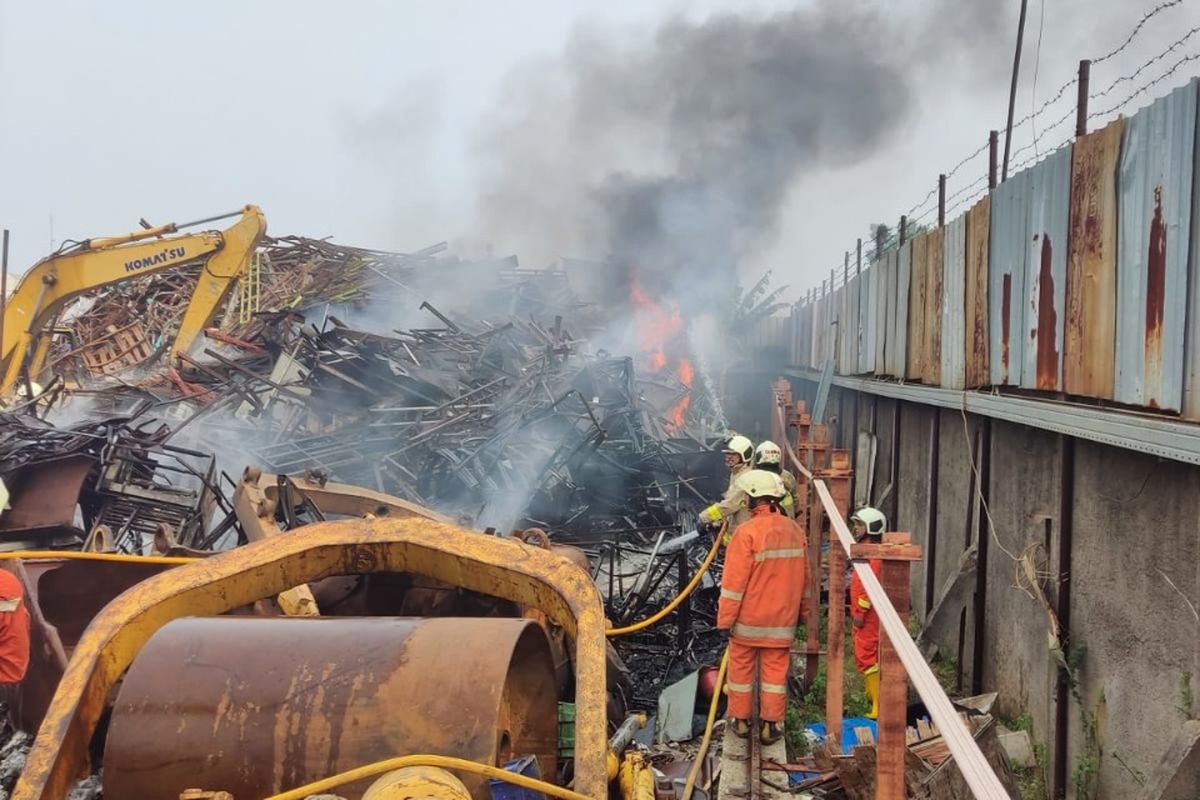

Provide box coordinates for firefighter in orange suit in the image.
[849,506,886,720]
[717,471,807,744]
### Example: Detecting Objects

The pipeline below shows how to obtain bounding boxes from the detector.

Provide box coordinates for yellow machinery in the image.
[0,205,267,394]
[11,518,615,800]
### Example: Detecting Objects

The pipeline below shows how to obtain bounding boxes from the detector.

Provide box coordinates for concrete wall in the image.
[791,373,1200,800]
[1069,440,1200,798]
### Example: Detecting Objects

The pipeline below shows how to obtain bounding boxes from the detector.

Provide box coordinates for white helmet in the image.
[850,506,887,538]
[739,469,786,500]
[722,434,754,463]
[754,440,783,467]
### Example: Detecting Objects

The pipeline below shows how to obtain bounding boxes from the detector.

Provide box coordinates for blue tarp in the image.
[806,716,878,755]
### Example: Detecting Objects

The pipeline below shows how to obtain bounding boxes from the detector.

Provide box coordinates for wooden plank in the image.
[876,555,913,799]
[1065,117,1123,399]
[964,197,991,388]
[924,227,946,386]
[907,233,929,380]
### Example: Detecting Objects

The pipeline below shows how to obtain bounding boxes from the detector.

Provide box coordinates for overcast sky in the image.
[1,0,1196,301]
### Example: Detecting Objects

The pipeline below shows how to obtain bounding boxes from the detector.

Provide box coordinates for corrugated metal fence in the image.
[756,77,1200,420]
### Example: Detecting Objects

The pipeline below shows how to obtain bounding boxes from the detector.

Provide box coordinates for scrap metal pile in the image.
[42,236,446,383]
[4,239,734,711]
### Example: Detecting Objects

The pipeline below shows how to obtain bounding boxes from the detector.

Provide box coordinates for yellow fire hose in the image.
[262,754,593,800]
[0,550,198,565]
[606,524,724,637]
[682,647,730,800]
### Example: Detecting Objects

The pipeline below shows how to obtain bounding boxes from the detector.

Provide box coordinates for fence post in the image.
[899,215,908,247]
[850,532,923,800]
[820,451,853,753]
[988,131,999,190]
[937,174,946,227]
[1076,59,1091,137]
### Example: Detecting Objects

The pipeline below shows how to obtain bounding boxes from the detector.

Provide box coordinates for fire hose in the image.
[682,647,729,800]
[605,523,724,637]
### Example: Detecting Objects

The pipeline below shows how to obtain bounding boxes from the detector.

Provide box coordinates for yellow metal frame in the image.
[1,206,266,393]
[13,518,609,800]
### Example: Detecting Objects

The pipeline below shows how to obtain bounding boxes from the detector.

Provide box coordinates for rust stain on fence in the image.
[1001,273,1012,372]
[1145,185,1167,360]
[1035,235,1059,390]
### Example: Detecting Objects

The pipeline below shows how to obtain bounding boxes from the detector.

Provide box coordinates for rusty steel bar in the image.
[938,174,947,227]
[1076,59,1091,137]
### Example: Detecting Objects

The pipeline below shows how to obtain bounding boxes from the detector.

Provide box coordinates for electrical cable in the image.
[1028,0,1047,159]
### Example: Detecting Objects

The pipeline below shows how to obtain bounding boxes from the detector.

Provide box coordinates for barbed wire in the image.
[1090,26,1200,100]
[1089,50,1200,120]
[798,3,1199,300]
[1092,0,1188,64]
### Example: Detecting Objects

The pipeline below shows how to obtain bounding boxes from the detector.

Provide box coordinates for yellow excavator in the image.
[0,205,266,394]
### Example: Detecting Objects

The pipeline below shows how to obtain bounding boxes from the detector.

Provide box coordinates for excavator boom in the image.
[0,205,266,394]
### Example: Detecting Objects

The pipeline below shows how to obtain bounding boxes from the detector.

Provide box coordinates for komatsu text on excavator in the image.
[0,205,266,394]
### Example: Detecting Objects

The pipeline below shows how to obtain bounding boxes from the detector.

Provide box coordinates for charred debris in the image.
[4,237,731,702]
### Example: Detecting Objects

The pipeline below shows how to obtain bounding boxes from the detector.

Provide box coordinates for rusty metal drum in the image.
[103,616,558,800]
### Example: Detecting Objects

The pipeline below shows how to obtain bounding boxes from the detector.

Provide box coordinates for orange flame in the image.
[630,273,693,432]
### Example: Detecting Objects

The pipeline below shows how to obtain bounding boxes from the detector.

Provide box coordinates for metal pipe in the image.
[1002,0,1030,181]
[1075,59,1091,137]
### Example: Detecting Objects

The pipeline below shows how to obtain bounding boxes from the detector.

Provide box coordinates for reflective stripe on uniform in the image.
[733,622,796,640]
[762,683,787,694]
[720,587,744,601]
[780,494,794,509]
[856,597,872,610]
[754,548,806,562]
[726,681,753,693]
[864,663,880,676]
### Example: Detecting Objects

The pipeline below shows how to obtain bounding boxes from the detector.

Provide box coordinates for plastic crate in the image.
[557,702,575,758]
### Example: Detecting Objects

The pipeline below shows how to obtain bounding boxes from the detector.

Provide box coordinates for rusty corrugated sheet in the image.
[964,196,991,388]
[924,227,946,385]
[989,165,1032,386]
[1117,79,1197,411]
[941,215,967,390]
[1065,118,1123,400]
[861,265,877,374]
[1022,144,1072,391]
[889,245,910,377]
[907,234,929,380]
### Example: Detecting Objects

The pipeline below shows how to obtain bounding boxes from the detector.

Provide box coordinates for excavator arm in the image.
[0,205,266,394]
